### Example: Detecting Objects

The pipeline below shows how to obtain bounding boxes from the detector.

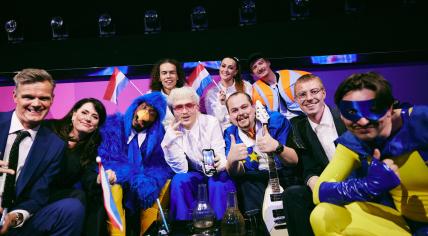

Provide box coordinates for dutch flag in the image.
[96,157,123,232]
[103,67,129,104]
[187,63,214,97]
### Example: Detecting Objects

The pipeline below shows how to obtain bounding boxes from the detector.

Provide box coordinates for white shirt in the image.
[127,129,147,148]
[204,80,252,131]
[308,105,338,161]
[161,113,226,174]
[0,112,38,224]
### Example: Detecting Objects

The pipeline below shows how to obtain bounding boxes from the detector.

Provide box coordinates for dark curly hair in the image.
[44,98,107,167]
[150,58,186,92]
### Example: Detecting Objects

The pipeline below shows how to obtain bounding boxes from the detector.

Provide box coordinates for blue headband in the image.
[339,99,388,122]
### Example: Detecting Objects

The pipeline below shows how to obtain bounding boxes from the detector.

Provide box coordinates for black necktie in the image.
[2,130,30,208]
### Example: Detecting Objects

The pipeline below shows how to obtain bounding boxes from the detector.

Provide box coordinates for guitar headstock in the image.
[255,100,270,124]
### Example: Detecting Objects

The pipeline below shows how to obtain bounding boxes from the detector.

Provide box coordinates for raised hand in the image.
[218,89,227,105]
[256,125,279,153]
[168,119,183,138]
[227,134,248,163]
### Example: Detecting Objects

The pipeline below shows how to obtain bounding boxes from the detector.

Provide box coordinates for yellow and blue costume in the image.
[311,106,428,236]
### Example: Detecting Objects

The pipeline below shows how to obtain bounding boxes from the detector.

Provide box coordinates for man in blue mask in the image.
[310,72,428,236]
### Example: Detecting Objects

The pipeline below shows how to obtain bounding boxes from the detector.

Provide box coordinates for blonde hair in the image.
[168,86,200,107]
[14,68,55,89]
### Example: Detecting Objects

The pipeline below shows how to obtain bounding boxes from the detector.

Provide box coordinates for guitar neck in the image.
[262,123,282,194]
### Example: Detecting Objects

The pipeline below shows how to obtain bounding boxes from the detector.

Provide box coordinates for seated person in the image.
[98,92,173,235]
[0,68,84,236]
[311,72,428,235]
[161,86,235,221]
[282,74,346,236]
[44,98,114,236]
[204,56,252,131]
[224,92,299,232]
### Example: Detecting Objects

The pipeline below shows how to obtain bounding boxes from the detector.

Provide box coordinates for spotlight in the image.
[98,13,115,37]
[239,0,256,26]
[4,19,23,43]
[191,6,208,31]
[290,0,311,20]
[144,10,161,34]
[50,16,68,40]
[344,0,365,15]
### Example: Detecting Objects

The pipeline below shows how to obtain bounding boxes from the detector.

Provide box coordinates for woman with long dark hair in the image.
[205,56,252,130]
[44,98,114,235]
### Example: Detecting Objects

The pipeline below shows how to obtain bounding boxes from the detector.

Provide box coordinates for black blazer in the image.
[292,106,347,185]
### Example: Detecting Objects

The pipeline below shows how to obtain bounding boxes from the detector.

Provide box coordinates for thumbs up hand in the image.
[257,125,279,153]
[372,148,400,180]
[218,89,227,105]
[227,134,248,163]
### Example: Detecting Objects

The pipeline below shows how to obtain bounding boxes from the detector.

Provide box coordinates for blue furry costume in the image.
[98,92,173,212]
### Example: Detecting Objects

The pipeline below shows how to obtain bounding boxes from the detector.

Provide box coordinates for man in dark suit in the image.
[283,74,346,236]
[0,68,84,236]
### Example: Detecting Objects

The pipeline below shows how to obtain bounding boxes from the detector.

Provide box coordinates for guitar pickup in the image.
[272,209,285,218]
[274,224,288,230]
[270,193,282,202]
[274,218,287,225]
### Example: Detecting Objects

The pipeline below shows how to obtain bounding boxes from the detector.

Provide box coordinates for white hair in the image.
[167,86,200,107]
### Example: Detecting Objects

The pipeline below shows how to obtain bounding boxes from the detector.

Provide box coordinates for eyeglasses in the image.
[296,88,324,101]
[173,103,197,112]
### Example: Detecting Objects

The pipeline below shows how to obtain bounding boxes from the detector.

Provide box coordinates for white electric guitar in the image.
[255,101,288,236]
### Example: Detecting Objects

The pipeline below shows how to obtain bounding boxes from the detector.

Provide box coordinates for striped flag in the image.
[96,157,123,232]
[103,67,129,104]
[187,63,215,97]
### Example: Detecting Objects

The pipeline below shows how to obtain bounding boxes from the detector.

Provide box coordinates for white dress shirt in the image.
[0,112,38,225]
[161,113,226,174]
[204,80,252,131]
[127,129,147,148]
[308,105,338,161]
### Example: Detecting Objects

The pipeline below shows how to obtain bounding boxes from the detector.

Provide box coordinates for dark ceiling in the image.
[1,0,427,72]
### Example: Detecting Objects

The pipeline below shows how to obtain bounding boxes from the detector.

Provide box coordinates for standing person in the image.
[44,98,114,235]
[282,74,346,236]
[224,92,299,233]
[311,72,428,235]
[149,58,187,127]
[205,56,252,131]
[161,86,235,221]
[0,68,84,236]
[98,92,173,235]
[249,53,309,120]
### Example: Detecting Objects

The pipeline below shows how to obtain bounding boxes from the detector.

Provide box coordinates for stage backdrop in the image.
[1,63,428,119]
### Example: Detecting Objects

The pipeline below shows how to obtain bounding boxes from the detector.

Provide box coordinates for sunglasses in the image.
[173,103,197,112]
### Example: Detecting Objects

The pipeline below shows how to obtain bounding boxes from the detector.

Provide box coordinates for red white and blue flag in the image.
[103,67,129,104]
[96,157,123,232]
[187,63,215,97]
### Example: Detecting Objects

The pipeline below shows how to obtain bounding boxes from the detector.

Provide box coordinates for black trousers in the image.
[283,185,315,236]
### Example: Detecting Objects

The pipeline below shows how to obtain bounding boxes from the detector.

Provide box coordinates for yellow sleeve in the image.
[312,144,361,204]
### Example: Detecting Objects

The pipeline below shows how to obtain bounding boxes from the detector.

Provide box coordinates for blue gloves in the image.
[319,157,401,205]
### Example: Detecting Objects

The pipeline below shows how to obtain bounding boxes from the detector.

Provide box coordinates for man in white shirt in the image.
[161,86,235,221]
[0,68,84,236]
[282,74,346,236]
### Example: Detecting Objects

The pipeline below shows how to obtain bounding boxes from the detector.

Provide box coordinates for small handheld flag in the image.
[187,63,218,97]
[96,157,123,232]
[103,67,130,104]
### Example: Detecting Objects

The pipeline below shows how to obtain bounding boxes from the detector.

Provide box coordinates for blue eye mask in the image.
[339,99,389,122]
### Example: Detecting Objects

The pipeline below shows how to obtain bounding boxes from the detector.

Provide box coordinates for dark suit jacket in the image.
[291,106,347,185]
[0,111,65,215]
